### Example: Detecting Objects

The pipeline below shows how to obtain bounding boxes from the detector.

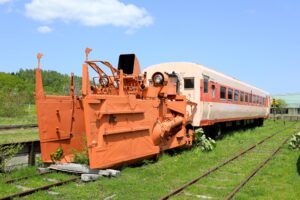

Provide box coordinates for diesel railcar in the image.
[144,62,270,136]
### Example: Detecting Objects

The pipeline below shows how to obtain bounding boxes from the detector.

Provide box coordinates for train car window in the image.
[240,92,244,102]
[228,88,233,101]
[234,90,239,102]
[220,87,226,100]
[250,94,252,103]
[203,77,209,93]
[184,78,194,89]
[211,84,216,98]
[245,93,248,102]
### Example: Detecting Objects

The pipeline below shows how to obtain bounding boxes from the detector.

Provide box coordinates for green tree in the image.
[276,99,288,114]
[0,69,82,117]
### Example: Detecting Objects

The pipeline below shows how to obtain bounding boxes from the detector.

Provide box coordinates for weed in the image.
[72,149,89,165]
[0,144,23,172]
[50,147,64,161]
[72,137,89,165]
[289,132,300,150]
[194,128,216,151]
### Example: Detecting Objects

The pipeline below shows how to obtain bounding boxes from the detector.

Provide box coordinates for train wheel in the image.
[215,124,222,138]
[209,124,222,139]
[258,119,264,127]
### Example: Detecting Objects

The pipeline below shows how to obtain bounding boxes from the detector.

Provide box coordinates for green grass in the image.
[0,167,37,197]
[175,123,299,199]
[0,128,39,144]
[24,120,300,200]
[0,120,298,200]
[0,167,76,199]
[0,104,37,125]
[233,146,300,200]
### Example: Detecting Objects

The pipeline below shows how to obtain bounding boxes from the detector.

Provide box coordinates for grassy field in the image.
[234,147,300,200]
[0,104,38,144]
[175,122,299,199]
[0,128,39,144]
[0,104,37,125]
[0,167,77,198]
[0,120,298,199]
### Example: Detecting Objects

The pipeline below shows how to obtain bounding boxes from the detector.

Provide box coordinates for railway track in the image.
[0,171,79,200]
[160,123,298,200]
[0,124,37,131]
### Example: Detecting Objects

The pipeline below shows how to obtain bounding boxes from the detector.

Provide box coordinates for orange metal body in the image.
[35,49,193,169]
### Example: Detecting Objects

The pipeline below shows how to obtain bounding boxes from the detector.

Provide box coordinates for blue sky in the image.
[0,0,299,94]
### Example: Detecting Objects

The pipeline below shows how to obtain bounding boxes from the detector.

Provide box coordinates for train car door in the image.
[201,75,214,120]
[182,76,195,102]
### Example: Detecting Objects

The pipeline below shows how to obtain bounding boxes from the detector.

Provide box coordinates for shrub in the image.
[50,147,64,161]
[0,144,23,172]
[0,92,27,117]
[289,132,300,150]
[194,128,216,151]
[73,149,89,165]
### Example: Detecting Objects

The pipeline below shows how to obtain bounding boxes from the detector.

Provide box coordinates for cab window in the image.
[184,78,194,89]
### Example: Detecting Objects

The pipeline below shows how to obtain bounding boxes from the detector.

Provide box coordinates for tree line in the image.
[0,69,81,117]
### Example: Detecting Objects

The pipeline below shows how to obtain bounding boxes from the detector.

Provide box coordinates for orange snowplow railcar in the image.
[35,49,194,169]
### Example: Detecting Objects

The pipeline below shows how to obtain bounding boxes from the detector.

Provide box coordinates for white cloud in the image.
[25,0,153,30]
[37,25,52,33]
[0,0,11,4]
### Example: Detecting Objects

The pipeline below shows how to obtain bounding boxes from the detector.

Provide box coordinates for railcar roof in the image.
[144,62,269,95]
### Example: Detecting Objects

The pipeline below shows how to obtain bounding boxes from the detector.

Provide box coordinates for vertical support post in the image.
[70,73,74,97]
[119,69,125,96]
[82,64,90,96]
[28,142,36,166]
[0,156,4,173]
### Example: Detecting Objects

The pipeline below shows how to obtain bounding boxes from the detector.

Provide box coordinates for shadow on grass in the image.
[216,125,256,141]
[297,155,300,175]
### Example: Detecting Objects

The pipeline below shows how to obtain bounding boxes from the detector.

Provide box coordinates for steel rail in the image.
[0,124,37,130]
[0,140,39,147]
[4,171,52,184]
[159,123,296,200]
[0,177,79,200]
[224,135,291,200]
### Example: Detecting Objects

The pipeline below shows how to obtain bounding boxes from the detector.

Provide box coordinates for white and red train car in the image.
[144,62,270,136]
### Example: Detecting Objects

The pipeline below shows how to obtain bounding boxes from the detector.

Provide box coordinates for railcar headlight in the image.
[100,77,109,86]
[152,72,164,85]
